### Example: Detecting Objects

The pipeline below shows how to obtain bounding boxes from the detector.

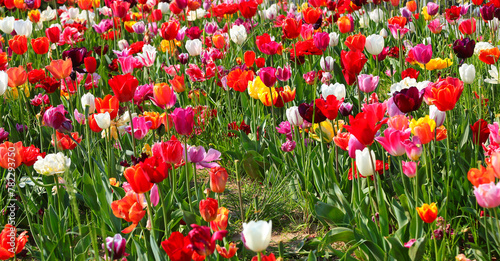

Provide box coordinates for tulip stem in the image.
[398,157,410,201]
[484,209,491,260]
[145,191,155,237]
[159,181,170,236]
[128,103,137,157]
[193,161,200,202]
[184,139,193,212]
[414,166,420,238]
[444,112,451,223]
[235,160,245,223]
[257,252,262,261]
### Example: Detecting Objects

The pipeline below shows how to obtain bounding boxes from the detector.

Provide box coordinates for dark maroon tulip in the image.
[480,5,495,21]
[393,87,424,113]
[94,45,109,56]
[471,119,490,145]
[62,47,88,69]
[453,38,475,59]
[339,102,353,116]
[495,8,500,20]
[298,101,327,123]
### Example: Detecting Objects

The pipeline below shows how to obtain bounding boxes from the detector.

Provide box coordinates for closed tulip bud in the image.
[158,2,169,13]
[339,102,353,116]
[369,8,384,23]
[178,53,189,64]
[81,93,95,113]
[459,63,475,84]
[185,39,202,56]
[210,167,228,193]
[103,234,128,260]
[429,105,446,127]
[94,112,111,129]
[329,32,339,47]
[84,57,97,74]
[320,56,335,71]
[474,182,500,208]
[413,44,433,65]
[379,28,388,38]
[365,34,385,55]
[242,220,272,253]
[357,74,379,93]
[200,198,218,222]
[402,161,418,177]
[313,32,330,51]
[286,106,304,126]
[355,148,376,177]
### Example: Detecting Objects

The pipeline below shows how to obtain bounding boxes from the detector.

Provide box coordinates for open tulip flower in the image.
[1,0,500,259]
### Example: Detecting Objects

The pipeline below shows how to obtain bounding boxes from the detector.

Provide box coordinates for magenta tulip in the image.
[171,107,194,136]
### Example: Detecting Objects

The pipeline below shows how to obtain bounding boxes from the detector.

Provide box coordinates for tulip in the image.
[365,34,384,55]
[337,16,352,33]
[468,166,496,187]
[358,74,379,93]
[403,137,423,160]
[81,93,96,113]
[375,128,411,156]
[321,83,346,100]
[474,182,500,208]
[185,39,202,56]
[0,225,28,259]
[481,5,495,21]
[125,117,152,140]
[276,65,291,82]
[286,106,304,126]
[303,7,321,24]
[344,110,384,146]
[184,145,221,169]
[313,32,330,51]
[453,38,475,59]
[345,33,366,52]
[188,224,227,256]
[13,19,32,37]
[355,148,376,177]
[43,105,73,133]
[427,2,439,15]
[416,203,438,223]
[282,18,302,39]
[124,164,154,194]
[103,234,128,260]
[94,112,111,130]
[31,37,49,55]
[328,32,339,47]
[45,59,73,80]
[459,63,475,85]
[315,95,342,121]
[161,232,194,261]
[458,18,476,35]
[369,8,384,23]
[410,116,436,145]
[426,77,464,111]
[348,135,365,158]
[210,167,228,193]
[298,101,327,123]
[402,161,418,177]
[9,35,28,55]
[0,141,23,169]
[489,122,500,144]
[33,152,71,175]
[392,87,424,113]
[320,56,335,71]
[0,16,14,34]
[108,73,140,103]
[258,67,277,88]
[429,105,445,127]
[0,71,8,96]
[230,25,247,45]
[160,21,180,41]
[0,128,8,143]
[171,107,194,135]
[216,243,238,259]
[200,198,218,222]
[242,220,272,253]
[413,44,432,65]
[111,192,146,233]
[339,102,353,116]
[479,48,500,65]
[471,119,490,145]
[340,50,367,85]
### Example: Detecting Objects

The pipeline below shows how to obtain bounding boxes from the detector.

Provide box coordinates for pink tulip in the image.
[402,161,418,178]
[171,107,194,136]
[183,145,221,169]
[348,134,365,159]
[357,74,379,93]
[313,32,329,51]
[474,182,500,209]
[259,67,277,87]
[276,65,291,82]
[375,128,411,156]
[403,137,423,161]
[388,24,410,40]
[125,117,152,140]
[118,56,141,74]
[488,122,500,144]
[412,44,433,65]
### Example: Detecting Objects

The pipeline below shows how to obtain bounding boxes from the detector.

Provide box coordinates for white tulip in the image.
[355,148,376,177]
[95,112,111,129]
[68,7,80,19]
[41,7,57,22]
[485,65,499,84]
[242,220,272,253]
[81,93,95,113]
[320,56,335,72]
[379,28,388,38]
[158,2,170,14]
[369,8,384,23]
[265,4,278,20]
[459,63,476,85]
[33,152,71,176]
[429,105,446,127]
[0,71,8,96]
[365,34,384,55]
[0,17,15,34]
[118,39,129,50]
[230,25,247,45]
[321,83,346,100]
[328,32,339,47]
[286,106,304,126]
[13,19,33,37]
[185,39,202,56]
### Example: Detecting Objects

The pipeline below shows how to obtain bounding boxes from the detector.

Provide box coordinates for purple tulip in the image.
[426,2,439,16]
[453,38,475,59]
[178,53,189,64]
[313,32,330,51]
[357,74,379,93]
[480,5,495,21]
[171,107,194,136]
[276,65,291,82]
[43,104,73,133]
[0,128,8,143]
[259,67,277,87]
[125,116,153,140]
[400,7,412,19]
[339,102,353,116]
[298,101,327,123]
[412,44,432,65]
[183,145,221,169]
[204,22,218,35]
[460,4,471,15]
[93,19,113,34]
[15,124,27,133]
[103,234,128,260]
[392,87,424,113]
[62,47,88,69]
[175,0,188,9]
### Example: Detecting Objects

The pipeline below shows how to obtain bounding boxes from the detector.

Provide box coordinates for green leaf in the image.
[322,227,355,246]
[386,236,410,261]
[315,202,345,226]
[409,237,427,261]
[241,151,264,180]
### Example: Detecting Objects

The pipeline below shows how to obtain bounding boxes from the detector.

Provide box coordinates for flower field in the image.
[1,0,500,259]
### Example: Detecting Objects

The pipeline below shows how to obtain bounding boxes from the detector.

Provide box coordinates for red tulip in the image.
[123,164,154,193]
[239,0,258,19]
[140,155,170,183]
[84,57,97,73]
[0,225,28,260]
[8,35,27,55]
[209,167,228,193]
[45,59,72,80]
[282,18,302,39]
[199,198,218,222]
[344,110,385,146]
[0,141,23,169]
[161,232,194,261]
[244,51,256,67]
[31,37,50,55]
[161,20,180,41]
[95,95,120,119]
[153,135,183,164]
[45,27,61,43]
[111,192,146,233]
[458,18,476,35]
[6,66,27,87]
[315,95,343,120]
[108,73,139,103]
[471,119,490,145]
[21,145,46,166]
[302,7,321,24]
[341,50,367,85]
[426,77,464,111]
[345,33,366,52]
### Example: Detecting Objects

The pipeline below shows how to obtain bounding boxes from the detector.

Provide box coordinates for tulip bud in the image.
[84,57,97,74]
[286,106,304,126]
[199,198,218,222]
[355,148,376,177]
[429,105,446,127]
[379,28,388,38]
[81,93,95,113]
[178,53,189,64]
[158,2,170,14]
[209,167,228,193]
[339,102,353,116]
[230,25,247,45]
[459,63,476,84]
[242,220,272,253]
[365,34,385,55]
[403,137,423,161]
[94,112,111,129]
[313,32,329,51]
[103,234,128,260]
[320,56,335,71]
[402,160,418,178]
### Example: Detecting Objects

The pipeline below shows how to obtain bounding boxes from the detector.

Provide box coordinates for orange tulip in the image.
[123,164,154,194]
[8,35,27,55]
[28,10,41,23]
[479,48,500,65]
[467,166,496,187]
[226,69,255,92]
[388,16,407,27]
[387,115,409,131]
[302,7,322,24]
[45,59,73,80]
[244,50,256,67]
[426,77,464,111]
[406,1,417,12]
[212,34,226,50]
[209,167,228,193]
[0,225,28,260]
[143,111,161,130]
[337,16,352,34]
[345,33,366,52]
[210,207,229,231]
[416,203,438,223]
[111,192,146,233]
[95,95,120,119]
[216,243,238,259]
[31,37,50,55]
[169,74,185,92]
[6,66,27,88]
[409,116,435,145]
[0,141,23,169]
[78,0,94,10]
[435,125,447,141]
[153,83,174,106]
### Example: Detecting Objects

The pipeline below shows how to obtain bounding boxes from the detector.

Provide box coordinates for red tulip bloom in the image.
[153,135,183,164]
[88,114,103,133]
[344,110,385,146]
[478,48,500,65]
[199,198,218,222]
[341,50,367,85]
[28,69,46,84]
[426,77,464,111]
[111,0,130,18]
[445,6,462,21]
[108,73,139,103]
[401,68,419,79]
[0,225,28,260]
[9,35,27,55]
[95,95,120,119]
[345,33,366,52]
[21,145,46,166]
[252,253,277,261]
[123,164,154,193]
[140,155,170,183]
[388,16,407,27]
[302,7,321,24]
[52,131,82,150]
[0,141,23,169]
[111,192,146,233]
[458,18,476,35]
[315,95,343,120]
[471,119,490,145]
[282,18,302,39]
[239,0,258,19]
[6,66,27,87]
[244,51,256,67]
[161,232,194,261]
[31,37,50,55]
[45,27,61,43]
[187,224,227,257]
[210,167,228,193]
[226,69,255,92]
[161,20,180,41]
[84,57,97,73]
[216,243,238,259]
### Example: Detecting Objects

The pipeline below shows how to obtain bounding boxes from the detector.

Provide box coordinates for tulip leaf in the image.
[322,227,355,246]
[408,237,427,261]
[241,150,264,180]
[315,201,345,226]
[386,236,410,261]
